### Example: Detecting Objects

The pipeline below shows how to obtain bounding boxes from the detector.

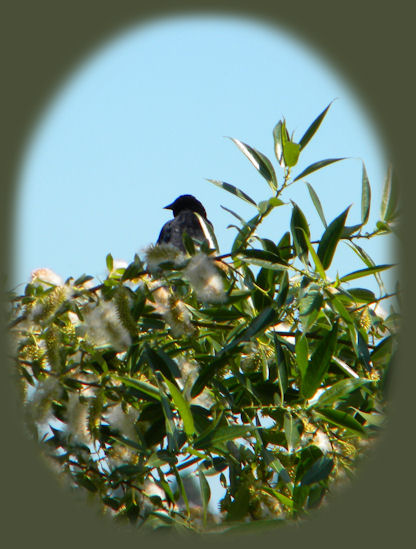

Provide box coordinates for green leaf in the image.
[284,413,301,453]
[283,140,301,168]
[221,204,246,224]
[356,329,372,371]
[293,158,345,182]
[229,137,278,191]
[299,285,323,333]
[380,165,399,222]
[106,253,113,272]
[313,378,371,408]
[182,230,196,256]
[299,102,333,150]
[317,207,350,270]
[257,197,285,214]
[194,424,256,449]
[231,213,262,255]
[114,375,161,401]
[272,120,285,166]
[300,457,334,485]
[198,470,211,525]
[275,269,289,309]
[290,201,310,264]
[300,228,326,279]
[206,179,257,206]
[302,323,339,399]
[162,375,196,437]
[144,344,181,382]
[361,163,371,225]
[315,407,366,436]
[262,449,291,483]
[339,264,394,283]
[195,212,220,252]
[306,183,327,228]
[295,334,309,380]
[347,288,376,303]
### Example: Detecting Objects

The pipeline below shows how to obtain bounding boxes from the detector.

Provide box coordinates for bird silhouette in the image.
[156,194,216,252]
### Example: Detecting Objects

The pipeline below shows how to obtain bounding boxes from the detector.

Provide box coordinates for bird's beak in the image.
[164,202,174,210]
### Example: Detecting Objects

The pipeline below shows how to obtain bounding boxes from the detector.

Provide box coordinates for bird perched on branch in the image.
[156,194,217,252]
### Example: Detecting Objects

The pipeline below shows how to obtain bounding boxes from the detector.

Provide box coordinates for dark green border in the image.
[1,1,415,548]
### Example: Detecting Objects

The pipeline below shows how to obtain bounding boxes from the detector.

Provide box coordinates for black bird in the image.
[156,194,216,252]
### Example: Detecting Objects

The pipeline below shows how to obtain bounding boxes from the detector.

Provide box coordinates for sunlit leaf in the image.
[313,378,371,408]
[302,323,338,399]
[315,407,366,436]
[284,413,301,453]
[229,137,278,191]
[198,470,211,525]
[114,375,161,401]
[162,375,196,437]
[306,183,327,228]
[299,102,333,150]
[339,264,394,283]
[380,165,399,223]
[194,424,256,449]
[207,178,257,206]
[290,201,310,264]
[283,140,301,168]
[361,163,371,225]
[317,207,350,270]
[295,334,309,380]
[293,158,345,182]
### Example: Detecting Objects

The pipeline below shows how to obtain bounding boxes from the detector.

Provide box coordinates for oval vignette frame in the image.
[0,2,413,549]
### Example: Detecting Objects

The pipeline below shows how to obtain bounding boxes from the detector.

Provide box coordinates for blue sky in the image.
[14,14,393,293]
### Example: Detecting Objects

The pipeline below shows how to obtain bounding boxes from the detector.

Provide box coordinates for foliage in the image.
[8,104,399,534]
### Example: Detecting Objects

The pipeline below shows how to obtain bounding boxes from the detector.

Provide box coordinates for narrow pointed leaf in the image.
[229,137,278,191]
[272,120,285,166]
[293,158,345,182]
[300,228,326,279]
[315,407,366,436]
[194,425,256,449]
[198,470,211,525]
[114,375,161,401]
[301,457,334,485]
[302,323,338,398]
[314,378,371,408]
[206,179,257,206]
[299,102,333,150]
[295,334,309,380]
[221,204,246,224]
[306,183,327,228]
[339,264,394,283]
[231,213,262,254]
[191,307,278,397]
[380,165,399,222]
[162,375,196,437]
[361,163,371,225]
[317,207,350,270]
[290,201,310,264]
[284,413,300,453]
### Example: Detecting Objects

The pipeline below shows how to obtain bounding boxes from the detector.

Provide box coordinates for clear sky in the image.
[14,14,393,292]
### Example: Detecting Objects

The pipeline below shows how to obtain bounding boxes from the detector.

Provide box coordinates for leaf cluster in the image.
[8,105,399,534]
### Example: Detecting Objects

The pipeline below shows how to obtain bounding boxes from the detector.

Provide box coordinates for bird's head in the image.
[164,194,207,218]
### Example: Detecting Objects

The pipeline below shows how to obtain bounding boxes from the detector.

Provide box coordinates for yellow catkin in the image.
[44,325,63,372]
[114,286,137,338]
